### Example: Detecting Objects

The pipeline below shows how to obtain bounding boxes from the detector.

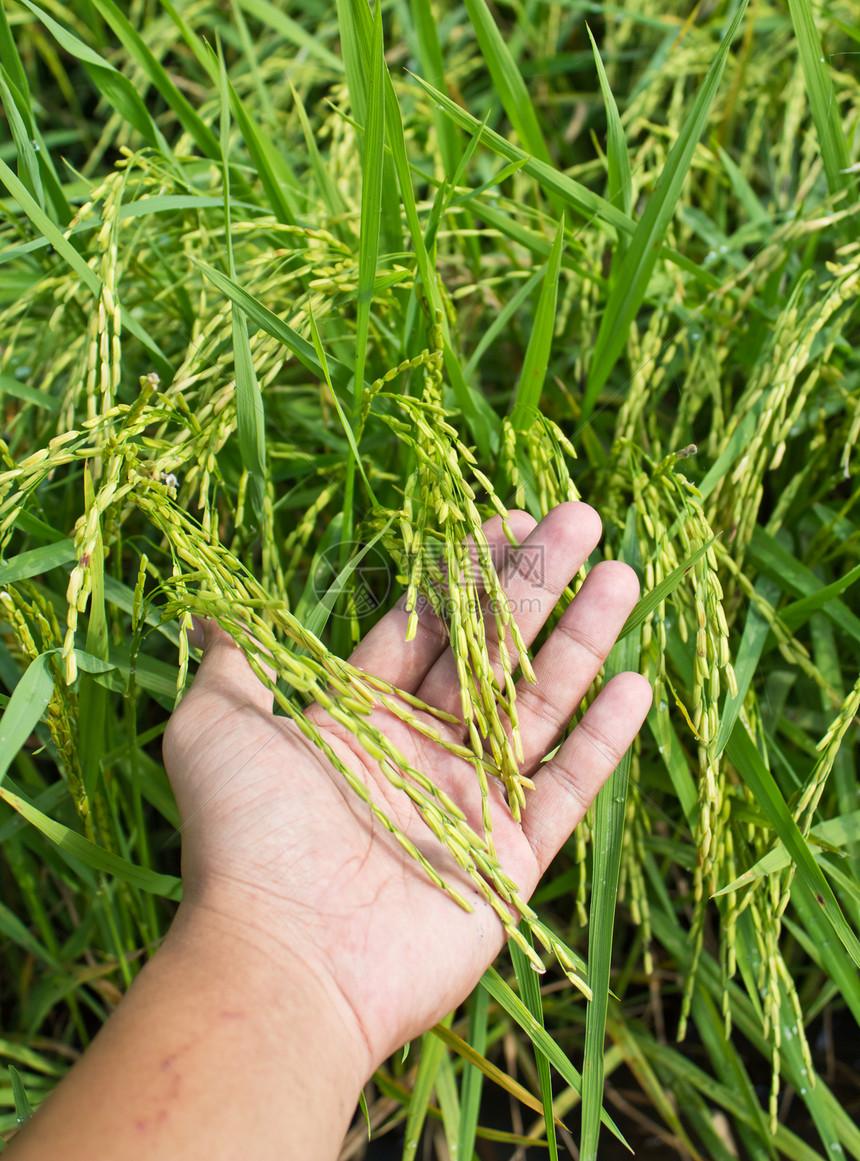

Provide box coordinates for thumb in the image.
[183,616,275,716]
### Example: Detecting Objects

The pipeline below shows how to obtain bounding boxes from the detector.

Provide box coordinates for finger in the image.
[347,510,537,694]
[415,501,602,725]
[512,561,641,776]
[180,617,274,716]
[520,671,652,876]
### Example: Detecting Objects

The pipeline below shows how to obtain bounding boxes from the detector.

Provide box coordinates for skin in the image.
[8,502,652,1160]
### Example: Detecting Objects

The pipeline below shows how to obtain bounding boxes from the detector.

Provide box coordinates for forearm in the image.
[8,905,367,1161]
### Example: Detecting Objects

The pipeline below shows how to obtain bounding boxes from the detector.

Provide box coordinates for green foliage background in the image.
[0,0,859,1156]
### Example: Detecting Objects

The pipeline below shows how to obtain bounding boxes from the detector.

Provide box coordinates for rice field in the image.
[0,0,859,1156]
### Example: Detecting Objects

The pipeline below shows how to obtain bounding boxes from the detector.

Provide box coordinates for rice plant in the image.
[0,0,859,1156]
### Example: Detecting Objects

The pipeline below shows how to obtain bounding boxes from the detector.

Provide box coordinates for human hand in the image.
[162,502,652,1084]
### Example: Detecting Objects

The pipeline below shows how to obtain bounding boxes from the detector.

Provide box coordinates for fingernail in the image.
[186,615,205,650]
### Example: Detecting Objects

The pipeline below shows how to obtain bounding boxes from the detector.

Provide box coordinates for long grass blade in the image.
[510,926,560,1159]
[714,576,779,758]
[91,0,220,159]
[716,810,860,894]
[403,1027,448,1159]
[0,3,29,101]
[0,541,76,584]
[786,0,853,197]
[0,68,44,211]
[581,510,641,1160]
[290,79,346,219]
[750,526,860,647]
[77,466,109,801]
[509,216,565,435]
[0,154,172,375]
[432,1020,560,1127]
[219,42,267,523]
[9,1064,33,1123]
[18,0,167,153]
[456,986,488,1161]
[461,0,551,164]
[581,0,749,420]
[726,723,860,968]
[406,70,725,299]
[353,0,385,399]
[0,654,54,787]
[193,259,350,389]
[0,781,182,898]
[480,968,629,1147]
[237,0,343,74]
[619,537,715,640]
[408,0,457,176]
[586,24,632,231]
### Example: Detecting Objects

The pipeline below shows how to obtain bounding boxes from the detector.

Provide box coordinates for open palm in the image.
[162,503,652,1078]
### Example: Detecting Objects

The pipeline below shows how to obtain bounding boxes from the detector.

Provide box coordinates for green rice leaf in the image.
[463,267,543,382]
[461,0,551,164]
[0,540,76,584]
[619,537,716,640]
[0,3,29,102]
[646,703,698,828]
[0,897,59,967]
[0,154,172,377]
[715,143,768,223]
[726,723,860,969]
[90,0,220,159]
[714,576,779,759]
[237,0,343,73]
[337,0,401,266]
[0,653,54,787]
[290,79,346,219]
[403,1025,448,1158]
[408,0,457,176]
[786,0,853,197]
[0,781,182,898]
[581,508,641,1160]
[586,24,632,227]
[160,0,218,79]
[750,527,860,648]
[0,370,61,411]
[8,1064,33,1123]
[715,810,860,894]
[193,259,352,391]
[342,24,495,457]
[582,0,748,419]
[641,1009,823,1161]
[0,153,99,294]
[509,216,565,434]
[480,967,629,1148]
[456,985,489,1161]
[354,0,385,398]
[299,516,393,644]
[77,467,109,800]
[778,561,860,636]
[18,0,167,153]
[218,42,267,522]
[0,68,43,211]
[511,925,560,1159]
[432,1019,560,1126]
[307,304,376,505]
[408,71,625,234]
[443,337,500,460]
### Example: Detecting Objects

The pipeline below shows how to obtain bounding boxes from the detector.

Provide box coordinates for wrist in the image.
[165,894,373,1091]
[11,898,370,1161]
